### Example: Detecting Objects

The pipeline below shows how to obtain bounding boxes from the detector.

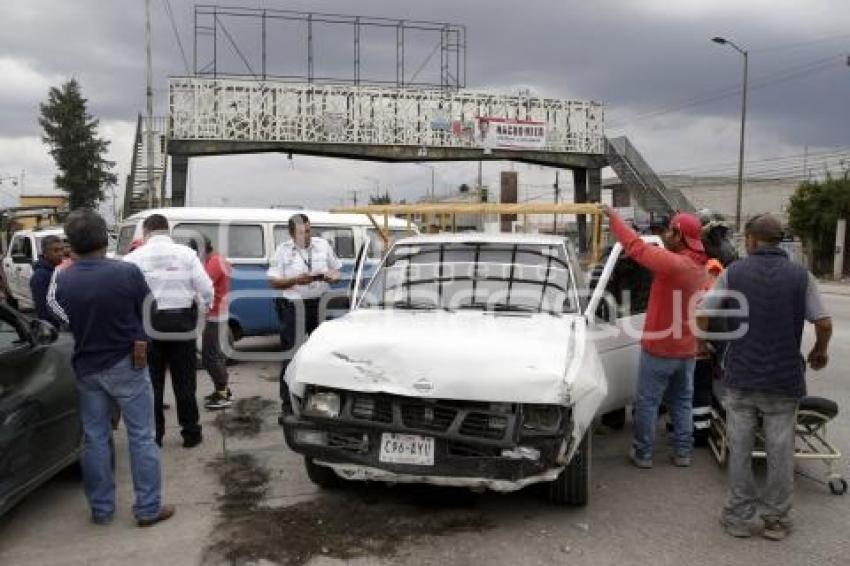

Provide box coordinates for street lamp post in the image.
[712,36,748,232]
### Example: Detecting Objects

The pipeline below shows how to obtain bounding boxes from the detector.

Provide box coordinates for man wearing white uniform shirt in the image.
[124,214,214,448]
[268,214,341,415]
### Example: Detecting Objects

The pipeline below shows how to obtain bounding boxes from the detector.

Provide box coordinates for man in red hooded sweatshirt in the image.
[600,205,708,469]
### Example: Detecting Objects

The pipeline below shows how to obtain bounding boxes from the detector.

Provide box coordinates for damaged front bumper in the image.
[282,388,574,492]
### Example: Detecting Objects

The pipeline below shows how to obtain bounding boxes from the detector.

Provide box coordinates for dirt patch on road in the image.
[213,396,276,437]
[208,453,270,517]
[205,454,492,565]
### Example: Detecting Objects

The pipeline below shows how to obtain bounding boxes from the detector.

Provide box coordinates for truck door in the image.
[584,237,660,414]
[5,235,36,308]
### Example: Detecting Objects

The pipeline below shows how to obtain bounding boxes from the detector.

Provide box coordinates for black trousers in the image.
[147,308,201,443]
[201,320,230,391]
[692,358,715,445]
[277,297,321,404]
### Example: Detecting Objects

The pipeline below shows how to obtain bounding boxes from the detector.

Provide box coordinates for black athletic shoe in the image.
[204,388,232,402]
[205,392,233,410]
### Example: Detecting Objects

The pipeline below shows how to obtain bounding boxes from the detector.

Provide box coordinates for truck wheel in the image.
[305,458,343,489]
[600,408,626,430]
[548,433,590,506]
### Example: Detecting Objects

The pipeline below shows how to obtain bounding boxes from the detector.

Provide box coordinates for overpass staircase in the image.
[122,114,168,219]
[606,136,694,216]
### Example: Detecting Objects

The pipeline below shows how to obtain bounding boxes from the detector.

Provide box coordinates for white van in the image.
[1,227,66,310]
[115,207,416,341]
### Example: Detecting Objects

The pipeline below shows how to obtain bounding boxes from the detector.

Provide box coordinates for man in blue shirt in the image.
[29,234,64,326]
[49,209,174,527]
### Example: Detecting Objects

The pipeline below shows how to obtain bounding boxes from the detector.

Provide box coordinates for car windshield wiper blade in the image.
[490,304,540,313]
[384,300,445,311]
[456,302,538,313]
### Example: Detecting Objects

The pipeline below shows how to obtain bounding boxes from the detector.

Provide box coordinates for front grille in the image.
[401,402,457,431]
[303,388,524,444]
[351,396,393,423]
[459,412,509,439]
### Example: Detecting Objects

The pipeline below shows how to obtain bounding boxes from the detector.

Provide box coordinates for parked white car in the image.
[282,232,658,505]
[1,227,65,310]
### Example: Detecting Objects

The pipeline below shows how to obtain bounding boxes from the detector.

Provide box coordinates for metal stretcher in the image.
[708,396,847,495]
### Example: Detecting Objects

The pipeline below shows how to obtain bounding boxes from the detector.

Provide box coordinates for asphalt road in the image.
[1,294,848,566]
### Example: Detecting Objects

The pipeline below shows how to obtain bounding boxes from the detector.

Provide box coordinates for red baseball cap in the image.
[669,212,705,253]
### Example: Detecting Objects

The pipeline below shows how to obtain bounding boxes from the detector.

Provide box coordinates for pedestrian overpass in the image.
[123,77,692,241]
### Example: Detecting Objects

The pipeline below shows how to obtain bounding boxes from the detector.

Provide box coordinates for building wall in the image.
[660,175,799,223]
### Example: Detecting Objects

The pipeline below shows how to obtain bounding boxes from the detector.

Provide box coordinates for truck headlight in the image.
[304,392,341,418]
[522,405,561,432]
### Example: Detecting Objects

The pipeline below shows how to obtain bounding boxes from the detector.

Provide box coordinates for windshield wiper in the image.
[490,304,540,313]
[457,302,561,316]
[384,300,447,311]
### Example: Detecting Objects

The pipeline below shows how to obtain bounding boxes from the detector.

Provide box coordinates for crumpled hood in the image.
[288,309,578,404]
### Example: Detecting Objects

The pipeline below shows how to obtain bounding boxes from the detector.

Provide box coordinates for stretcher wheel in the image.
[828,478,847,496]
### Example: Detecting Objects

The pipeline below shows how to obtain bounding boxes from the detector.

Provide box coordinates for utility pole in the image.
[711,37,748,232]
[350,190,359,207]
[145,0,155,209]
[803,145,809,181]
[553,170,560,234]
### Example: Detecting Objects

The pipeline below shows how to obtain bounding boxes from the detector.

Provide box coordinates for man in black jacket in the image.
[29,235,65,326]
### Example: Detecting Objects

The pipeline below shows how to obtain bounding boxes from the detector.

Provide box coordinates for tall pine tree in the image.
[38,79,117,210]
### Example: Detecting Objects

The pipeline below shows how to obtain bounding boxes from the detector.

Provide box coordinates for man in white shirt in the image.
[267,214,341,415]
[124,214,214,448]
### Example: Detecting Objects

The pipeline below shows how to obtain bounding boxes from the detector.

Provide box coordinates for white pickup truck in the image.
[1,227,65,310]
[282,232,656,505]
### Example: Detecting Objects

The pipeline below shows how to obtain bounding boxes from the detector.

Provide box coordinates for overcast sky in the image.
[1,0,848,215]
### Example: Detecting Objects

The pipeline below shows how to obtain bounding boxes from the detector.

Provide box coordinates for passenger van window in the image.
[273,225,356,259]
[173,223,265,259]
[117,224,137,255]
[314,227,355,259]
[228,225,265,258]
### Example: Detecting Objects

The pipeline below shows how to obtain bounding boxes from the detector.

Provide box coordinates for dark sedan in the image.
[0,301,81,516]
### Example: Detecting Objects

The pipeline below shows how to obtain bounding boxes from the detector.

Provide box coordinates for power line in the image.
[752,32,850,53]
[161,0,191,75]
[607,53,845,130]
[658,147,850,176]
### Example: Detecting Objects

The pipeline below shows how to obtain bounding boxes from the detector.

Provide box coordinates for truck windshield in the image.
[360,242,576,315]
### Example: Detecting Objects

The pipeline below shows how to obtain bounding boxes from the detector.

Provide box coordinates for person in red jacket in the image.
[200,235,233,410]
[600,205,708,469]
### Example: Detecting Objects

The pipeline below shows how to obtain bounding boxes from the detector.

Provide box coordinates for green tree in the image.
[787,175,850,274]
[370,191,392,205]
[38,79,117,209]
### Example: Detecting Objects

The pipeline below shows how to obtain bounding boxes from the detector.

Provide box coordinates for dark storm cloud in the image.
[1,0,848,156]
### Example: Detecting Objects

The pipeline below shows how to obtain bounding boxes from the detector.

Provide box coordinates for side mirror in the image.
[30,319,59,345]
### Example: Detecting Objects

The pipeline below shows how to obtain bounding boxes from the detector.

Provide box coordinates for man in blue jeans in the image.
[48,209,174,527]
[699,214,832,541]
[601,205,709,468]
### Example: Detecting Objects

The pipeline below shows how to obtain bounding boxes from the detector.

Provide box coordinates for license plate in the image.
[379,433,435,466]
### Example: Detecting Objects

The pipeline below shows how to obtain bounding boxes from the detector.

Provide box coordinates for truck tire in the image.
[305,457,343,489]
[600,407,626,430]
[548,433,590,506]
